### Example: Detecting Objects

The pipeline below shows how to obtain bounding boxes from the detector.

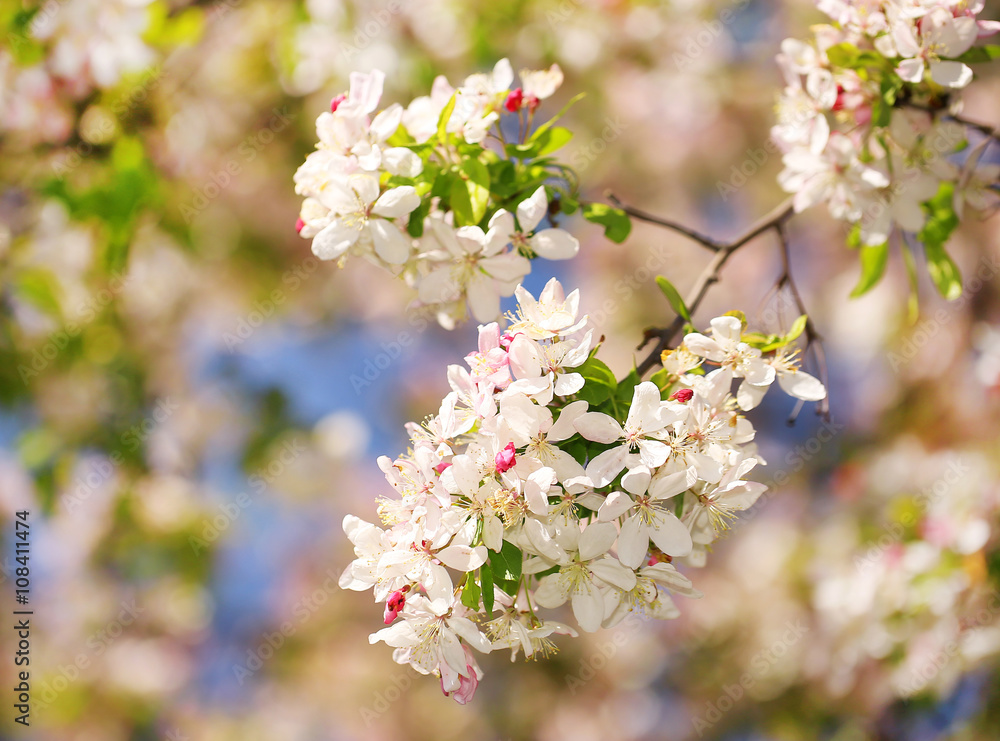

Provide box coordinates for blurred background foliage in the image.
[1,0,1000,739]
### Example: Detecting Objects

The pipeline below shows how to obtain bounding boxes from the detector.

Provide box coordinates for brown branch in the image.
[901,103,1000,143]
[606,193,723,251]
[630,196,796,376]
[776,221,831,422]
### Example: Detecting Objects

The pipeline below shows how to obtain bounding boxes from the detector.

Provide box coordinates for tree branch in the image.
[776,220,831,422]
[901,103,1000,143]
[629,196,796,376]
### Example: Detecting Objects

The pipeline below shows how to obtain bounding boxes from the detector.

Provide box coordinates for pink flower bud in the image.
[495,442,517,473]
[330,93,347,113]
[434,461,452,475]
[295,217,305,234]
[525,93,540,112]
[504,88,524,112]
[383,590,406,624]
[670,388,694,402]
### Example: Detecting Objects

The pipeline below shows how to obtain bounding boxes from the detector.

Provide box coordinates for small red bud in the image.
[495,441,517,473]
[330,93,347,112]
[295,217,305,234]
[670,388,694,402]
[504,88,524,112]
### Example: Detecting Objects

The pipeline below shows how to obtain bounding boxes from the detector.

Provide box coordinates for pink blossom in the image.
[495,441,517,473]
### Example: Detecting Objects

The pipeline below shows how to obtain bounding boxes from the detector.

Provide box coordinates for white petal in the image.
[529,228,579,260]
[586,446,629,488]
[683,333,725,361]
[418,266,461,303]
[637,439,670,468]
[370,219,412,264]
[741,358,775,386]
[598,491,634,522]
[382,147,423,178]
[508,335,542,378]
[777,370,827,401]
[648,468,695,500]
[480,254,532,282]
[710,316,742,342]
[467,273,501,322]
[449,616,492,653]
[615,515,649,569]
[574,413,623,443]
[437,544,488,571]
[621,466,651,496]
[928,60,973,89]
[625,382,665,433]
[369,104,403,141]
[516,186,549,232]
[589,555,638,591]
[312,220,359,260]
[648,511,693,557]
[548,400,590,441]
[896,58,925,84]
[571,580,606,632]
[373,186,420,218]
[579,521,618,561]
[554,372,585,397]
[533,573,569,608]
[736,379,768,411]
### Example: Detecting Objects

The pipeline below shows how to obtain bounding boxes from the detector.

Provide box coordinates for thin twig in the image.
[630,197,796,376]
[606,193,723,251]
[776,220,831,422]
[902,102,1000,143]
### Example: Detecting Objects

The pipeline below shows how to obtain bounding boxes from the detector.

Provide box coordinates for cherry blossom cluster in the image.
[294,60,591,329]
[0,0,156,143]
[773,0,999,248]
[338,279,827,702]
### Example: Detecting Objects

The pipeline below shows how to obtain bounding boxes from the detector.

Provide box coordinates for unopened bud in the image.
[495,441,517,473]
[670,388,694,402]
[504,88,524,112]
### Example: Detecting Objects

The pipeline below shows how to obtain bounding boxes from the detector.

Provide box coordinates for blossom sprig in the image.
[772,0,1000,300]
[294,60,631,329]
[338,278,827,702]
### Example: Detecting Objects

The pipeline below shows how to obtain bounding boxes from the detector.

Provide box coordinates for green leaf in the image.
[650,367,676,398]
[582,203,631,243]
[460,157,490,224]
[536,126,573,156]
[448,177,475,226]
[615,367,640,404]
[784,314,808,344]
[15,269,63,318]
[407,198,430,237]
[460,572,481,610]
[480,562,495,614]
[488,541,522,595]
[954,45,1000,64]
[918,182,962,300]
[655,276,691,322]
[901,240,920,324]
[523,91,585,148]
[850,241,889,297]
[576,357,617,405]
[436,92,457,143]
[489,160,518,198]
[924,242,963,300]
[825,43,860,68]
[723,309,747,331]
